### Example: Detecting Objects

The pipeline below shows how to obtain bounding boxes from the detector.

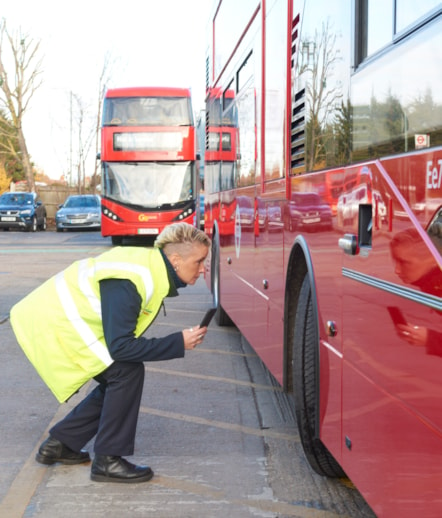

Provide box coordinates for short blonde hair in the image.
[154,222,211,256]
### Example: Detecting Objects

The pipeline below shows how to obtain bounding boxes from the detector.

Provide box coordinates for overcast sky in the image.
[2,0,213,180]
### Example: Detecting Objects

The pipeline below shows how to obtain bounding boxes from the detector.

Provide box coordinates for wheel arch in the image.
[283,236,320,396]
[209,221,233,327]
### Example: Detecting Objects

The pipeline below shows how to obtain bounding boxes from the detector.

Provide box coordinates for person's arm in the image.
[99,278,185,362]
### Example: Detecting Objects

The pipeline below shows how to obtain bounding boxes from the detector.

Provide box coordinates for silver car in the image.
[56,194,101,232]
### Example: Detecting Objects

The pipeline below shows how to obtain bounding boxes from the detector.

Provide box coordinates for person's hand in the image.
[397,323,428,347]
[183,325,208,350]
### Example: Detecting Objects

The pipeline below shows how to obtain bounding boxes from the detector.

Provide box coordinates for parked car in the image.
[0,192,47,232]
[283,192,333,232]
[56,194,101,232]
[257,199,284,232]
[236,195,255,230]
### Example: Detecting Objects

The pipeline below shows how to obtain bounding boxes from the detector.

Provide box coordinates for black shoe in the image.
[36,436,90,465]
[91,455,154,483]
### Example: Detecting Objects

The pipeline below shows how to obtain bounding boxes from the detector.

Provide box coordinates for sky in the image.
[2,0,213,181]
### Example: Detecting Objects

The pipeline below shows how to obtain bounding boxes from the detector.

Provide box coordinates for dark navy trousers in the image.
[50,361,145,456]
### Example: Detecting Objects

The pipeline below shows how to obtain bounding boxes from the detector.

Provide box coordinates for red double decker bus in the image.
[204,87,238,242]
[205,1,442,516]
[100,87,199,244]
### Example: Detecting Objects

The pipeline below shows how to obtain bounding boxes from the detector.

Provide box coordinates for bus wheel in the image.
[293,273,345,478]
[112,236,123,246]
[211,237,233,327]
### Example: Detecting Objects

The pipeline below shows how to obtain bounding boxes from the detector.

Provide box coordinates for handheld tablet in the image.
[200,308,216,328]
[387,306,407,326]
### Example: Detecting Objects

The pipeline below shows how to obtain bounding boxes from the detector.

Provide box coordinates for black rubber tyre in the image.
[112,236,123,246]
[39,216,47,231]
[211,237,233,327]
[293,274,345,477]
[26,216,37,232]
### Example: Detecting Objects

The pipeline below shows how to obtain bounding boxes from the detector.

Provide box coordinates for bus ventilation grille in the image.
[291,88,305,173]
[290,13,305,173]
[205,56,210,91]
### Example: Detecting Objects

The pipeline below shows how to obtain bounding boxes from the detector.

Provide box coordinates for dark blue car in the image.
[0,192,47,232]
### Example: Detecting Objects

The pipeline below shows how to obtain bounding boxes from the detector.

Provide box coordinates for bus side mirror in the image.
[96,152,101,160]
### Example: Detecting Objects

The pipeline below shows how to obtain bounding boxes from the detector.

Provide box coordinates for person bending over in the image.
[11,222,211,483]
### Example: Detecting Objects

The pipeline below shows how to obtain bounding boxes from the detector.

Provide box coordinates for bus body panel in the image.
[338,152,442,516]
[205,0,442,515]
[100,197,197,237]
[105,86,192,99]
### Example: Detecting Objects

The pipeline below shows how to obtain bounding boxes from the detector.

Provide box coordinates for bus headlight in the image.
[102,207,123,222]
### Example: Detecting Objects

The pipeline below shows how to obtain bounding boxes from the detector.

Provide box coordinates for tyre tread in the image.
[293,275,345,478]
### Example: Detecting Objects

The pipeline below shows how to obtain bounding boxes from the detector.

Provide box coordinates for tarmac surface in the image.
[0,231,376,517]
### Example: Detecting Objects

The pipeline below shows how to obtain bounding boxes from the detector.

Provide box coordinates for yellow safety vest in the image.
[10,247,170,403]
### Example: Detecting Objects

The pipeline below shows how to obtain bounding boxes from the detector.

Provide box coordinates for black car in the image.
[0,192,47,232]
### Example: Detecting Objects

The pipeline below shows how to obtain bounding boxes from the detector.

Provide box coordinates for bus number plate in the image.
[138,228,158,235]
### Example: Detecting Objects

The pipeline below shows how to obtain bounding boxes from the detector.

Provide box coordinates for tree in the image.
[0,107,23,181]
[334,98,352,165]
[298,19,343,171]
[91,51,115,193]
[0,161,10,193]
[0,19,42,192]
[70,52,115,193]
[71,92,95,194]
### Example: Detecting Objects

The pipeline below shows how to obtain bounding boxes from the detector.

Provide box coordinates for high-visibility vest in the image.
[10,247,170,403]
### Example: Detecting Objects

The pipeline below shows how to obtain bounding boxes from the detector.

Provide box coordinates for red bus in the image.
[100,87,199,244]
[205,1,442,516]
[204,87,238,242]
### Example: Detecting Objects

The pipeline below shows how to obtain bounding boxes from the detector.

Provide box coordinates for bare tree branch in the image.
[0,19,43,191]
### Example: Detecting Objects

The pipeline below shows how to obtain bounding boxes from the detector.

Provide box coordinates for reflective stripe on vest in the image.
[92,260,155,304]
[78,259,102,316]
[55,270,113,367]
[55,257,156,366]
[76,258,155,317]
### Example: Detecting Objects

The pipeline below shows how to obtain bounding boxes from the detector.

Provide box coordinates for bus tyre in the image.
[112,236,123,246]
[212,238,233,327]
[293,274,345,478]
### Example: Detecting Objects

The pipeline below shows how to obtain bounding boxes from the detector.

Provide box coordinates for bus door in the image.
[340,159,442,503]
[339,164,389,486]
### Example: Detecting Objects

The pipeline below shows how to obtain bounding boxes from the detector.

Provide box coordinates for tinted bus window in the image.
[103,97,193,126]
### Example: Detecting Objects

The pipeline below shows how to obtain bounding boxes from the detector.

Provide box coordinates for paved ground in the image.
[0,231,375,517]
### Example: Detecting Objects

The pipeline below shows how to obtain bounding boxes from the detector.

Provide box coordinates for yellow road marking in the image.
[0,394,86,517]
[151,475,347,517]
[140,406,297,441]
[145,365,283,392]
